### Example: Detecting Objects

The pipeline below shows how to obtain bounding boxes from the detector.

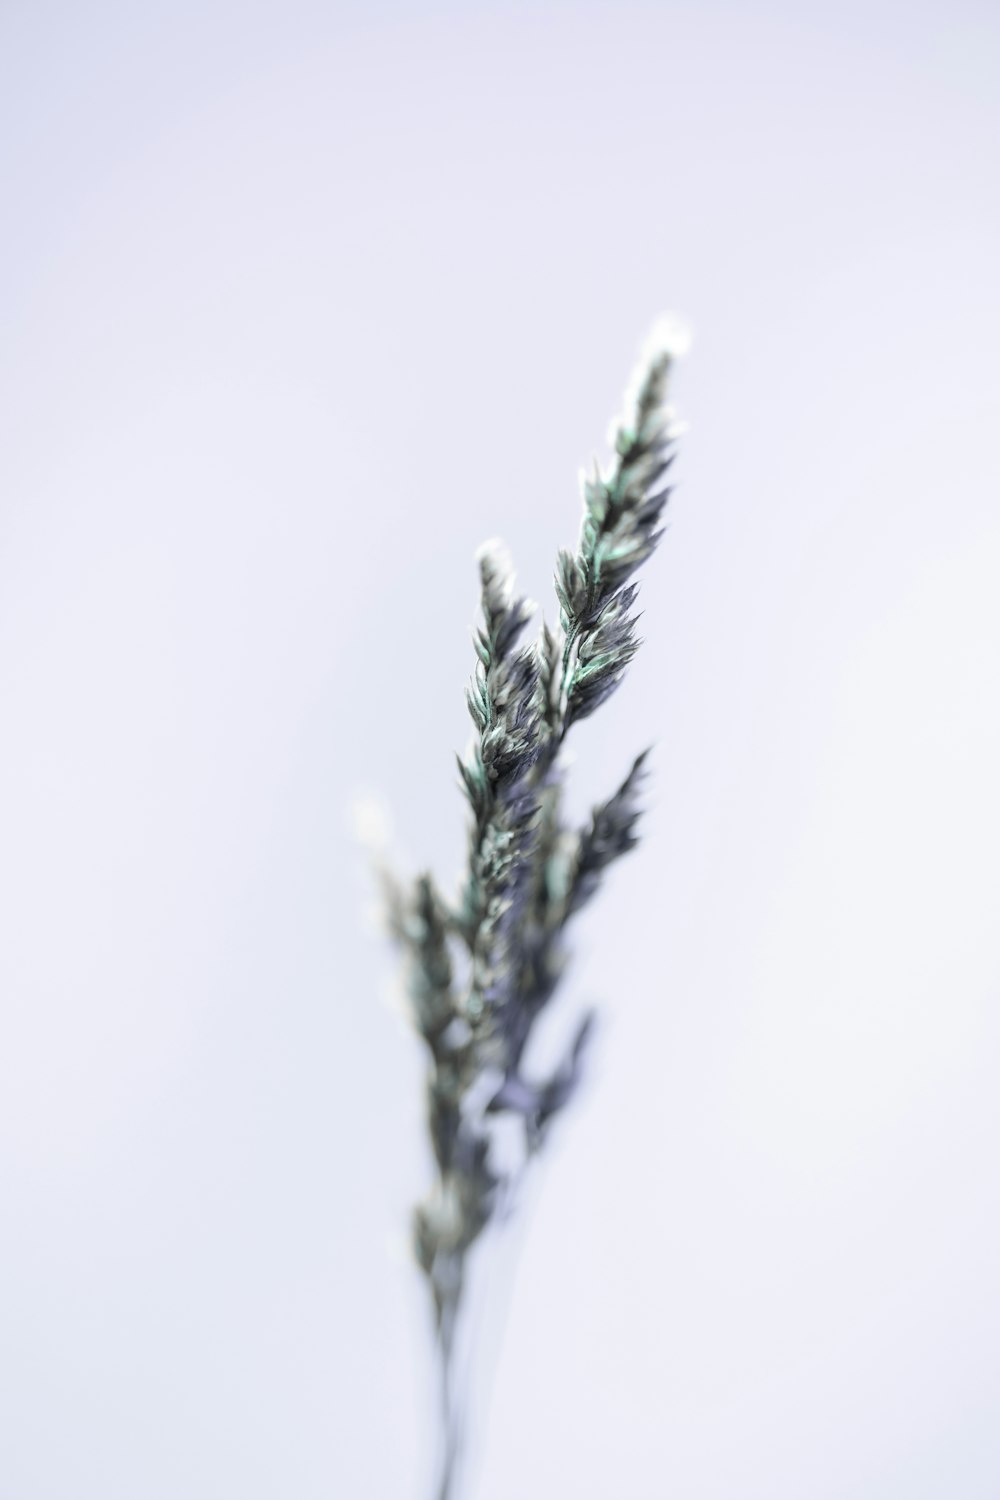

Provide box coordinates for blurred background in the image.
[2,1,999,1496]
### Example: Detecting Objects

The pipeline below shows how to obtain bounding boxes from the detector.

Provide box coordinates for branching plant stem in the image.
[376,321,686,1500]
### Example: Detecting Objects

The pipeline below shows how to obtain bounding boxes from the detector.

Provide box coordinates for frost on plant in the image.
[374,324,684,1499]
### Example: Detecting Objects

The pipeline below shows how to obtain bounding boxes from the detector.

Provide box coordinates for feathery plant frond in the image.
[555,343,675,731]
[374,320,686,1500]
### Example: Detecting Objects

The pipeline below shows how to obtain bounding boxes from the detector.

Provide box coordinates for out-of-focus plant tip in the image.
[372,321,686,1500]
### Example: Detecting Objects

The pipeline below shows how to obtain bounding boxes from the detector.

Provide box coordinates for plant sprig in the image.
[376,321,685,1500]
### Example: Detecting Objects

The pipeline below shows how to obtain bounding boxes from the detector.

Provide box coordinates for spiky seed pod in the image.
[458,547,545,1030]
[535,619,564,738]
[374,323,685,1500]
[555,346,676,738]
[405,874,457,1046]
[568,750,651,916]
[565,583,643,727]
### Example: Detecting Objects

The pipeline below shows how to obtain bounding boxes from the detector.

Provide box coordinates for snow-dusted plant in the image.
[376,323,685,1499]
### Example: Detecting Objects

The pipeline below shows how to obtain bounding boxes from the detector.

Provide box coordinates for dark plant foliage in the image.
[375,325,683,1499]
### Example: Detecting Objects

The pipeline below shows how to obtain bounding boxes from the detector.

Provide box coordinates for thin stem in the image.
[436,1286,463,1500]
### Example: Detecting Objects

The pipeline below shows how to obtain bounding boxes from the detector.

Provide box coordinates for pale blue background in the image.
[2,2,999,1496]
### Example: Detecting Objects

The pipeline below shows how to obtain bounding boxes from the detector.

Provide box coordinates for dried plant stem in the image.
[375,320,686,1499]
